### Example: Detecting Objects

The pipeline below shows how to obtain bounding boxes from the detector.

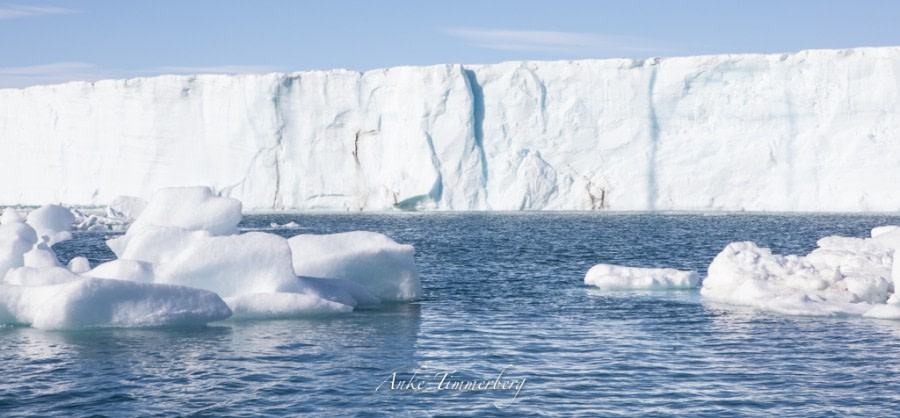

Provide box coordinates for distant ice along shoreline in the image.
[1,46,899,211]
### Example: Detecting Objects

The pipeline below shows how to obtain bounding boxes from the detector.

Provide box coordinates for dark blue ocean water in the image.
[5,213,900,416]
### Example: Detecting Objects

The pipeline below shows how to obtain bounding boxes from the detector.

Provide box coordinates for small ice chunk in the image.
[1,208,24,225]
[0,222,39,279]
[701,238,894,317]
[872,227,900,251]
[108,187,241,256]
[863,303,900,320]
[288,231,422,302]
[68,257,92,274]
[270,221,301,228]
[129,186,240,235]
[871,225,899,238]
[25,204,75,246]
[106,195,148,220]
[70,209,132,232]
[23,244,61,268]
[584,264,698,290]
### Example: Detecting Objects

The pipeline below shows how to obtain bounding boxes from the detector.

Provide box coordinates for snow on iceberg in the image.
[101,186,413,318]
[584,264,698,290]
[67,256,91,274]
[288,231,422,302]
[105,223,381,315]
[85,259,154,282]
[25,204,74,246]
[133,186,241,234]
[0,221,39,278]
[6,266,79,286]
[129,228,300,297]
[22,242,62,269]
[106,195,148,221]
[1,208,24,225]
[107,186,241,256]
[701,228,900,317]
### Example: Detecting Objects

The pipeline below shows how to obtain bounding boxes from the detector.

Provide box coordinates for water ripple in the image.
[6,213,900,415]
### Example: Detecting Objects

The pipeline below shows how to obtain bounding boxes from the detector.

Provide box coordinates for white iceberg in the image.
[22,242,61,268]
[0,277,231,330]
[102,186,411,319]
[108,186,241,256]
[143,230,300,297]
[584,264,698,290]
[67,256,92,274]
[288,231,422,302]
[0,221,39,278]
[0,186,423,328]
[1,208,24,225]
[701,227,900,317]
[0,264,231,329]
[25,204,74,246]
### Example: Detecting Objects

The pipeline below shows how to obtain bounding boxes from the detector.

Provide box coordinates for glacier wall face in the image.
[1,47,899,211]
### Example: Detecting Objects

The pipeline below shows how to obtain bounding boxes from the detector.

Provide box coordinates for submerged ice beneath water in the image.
[0,187,422,329]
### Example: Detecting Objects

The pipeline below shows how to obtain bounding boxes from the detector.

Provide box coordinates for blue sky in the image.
[1,0,898,88]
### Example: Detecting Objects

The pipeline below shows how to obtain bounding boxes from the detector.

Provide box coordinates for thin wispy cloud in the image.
[0,63,284,89]
[155,65,281,75]
[0,61,94,75]
[0,62,110,88]
[0,4,77,20]
[444,27,662,54]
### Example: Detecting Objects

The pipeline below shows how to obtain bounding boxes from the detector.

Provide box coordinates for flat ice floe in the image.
[0,186,423,328]
[584,264,699,290]
[701,227,900,318]
[0,274,231,330]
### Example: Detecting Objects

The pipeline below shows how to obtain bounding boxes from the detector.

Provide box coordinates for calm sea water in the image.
[5,213,900,416]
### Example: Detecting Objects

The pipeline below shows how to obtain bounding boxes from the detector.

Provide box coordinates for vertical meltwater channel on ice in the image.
[0,47,898,211]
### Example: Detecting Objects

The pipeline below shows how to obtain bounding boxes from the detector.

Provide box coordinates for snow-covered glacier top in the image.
[2,47,898,211]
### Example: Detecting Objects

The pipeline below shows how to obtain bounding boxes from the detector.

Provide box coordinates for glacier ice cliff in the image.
[1,47,899,211]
